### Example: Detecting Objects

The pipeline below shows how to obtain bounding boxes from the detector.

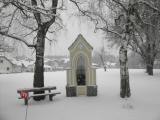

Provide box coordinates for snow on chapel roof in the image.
[68,34,93,50]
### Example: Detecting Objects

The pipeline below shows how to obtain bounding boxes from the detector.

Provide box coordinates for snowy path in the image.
[0,69,160,120]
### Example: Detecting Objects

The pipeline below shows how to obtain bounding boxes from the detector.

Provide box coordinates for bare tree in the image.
[98,46,107,71]
[130,0,160,75]
[101,0,160,75]
[69,0,133,98]
[0,0,64,100]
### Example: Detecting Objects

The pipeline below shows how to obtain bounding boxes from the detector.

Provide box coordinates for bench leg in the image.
[24,99,28,105]
[33,91,45,101]
[49,95,53,101]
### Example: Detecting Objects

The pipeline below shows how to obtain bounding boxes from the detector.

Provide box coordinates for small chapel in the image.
[66,34,97,97]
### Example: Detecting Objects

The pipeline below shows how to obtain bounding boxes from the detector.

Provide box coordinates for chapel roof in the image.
[68,34,93,50]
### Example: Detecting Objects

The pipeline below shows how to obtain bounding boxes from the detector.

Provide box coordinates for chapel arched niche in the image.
[72,51,90,87]
[76,54,86,86]
[66,34,97,97]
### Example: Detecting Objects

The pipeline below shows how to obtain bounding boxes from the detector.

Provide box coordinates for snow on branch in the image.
[69,0,99,25]
[0,31,36,48]
[2,0,62,24]
[70,0,122,38]
[111,0,127,12]
[137,0,160,14]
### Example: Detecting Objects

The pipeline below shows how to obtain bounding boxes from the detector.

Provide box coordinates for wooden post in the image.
[49,95,53,101]
[24,98,28,105]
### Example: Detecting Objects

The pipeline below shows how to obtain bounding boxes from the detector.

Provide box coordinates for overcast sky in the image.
[44,0,118,57]
[15,0,118,58]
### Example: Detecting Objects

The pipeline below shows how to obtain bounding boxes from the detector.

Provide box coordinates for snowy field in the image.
[0,69,160,120]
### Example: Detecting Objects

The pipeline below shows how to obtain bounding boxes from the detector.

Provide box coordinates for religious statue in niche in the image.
[76,54,86,85]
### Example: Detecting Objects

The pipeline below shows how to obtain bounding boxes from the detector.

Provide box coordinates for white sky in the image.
[43,0,118,56]
[12,0,118,58]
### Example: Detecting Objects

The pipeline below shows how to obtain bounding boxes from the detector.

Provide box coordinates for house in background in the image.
[44,59,64,71]
[0,47,24,74]
[0,55,23,74]
[154,59,160,68]
[0,56,14,74]
[26,64,34,72]
[44,65,52,72]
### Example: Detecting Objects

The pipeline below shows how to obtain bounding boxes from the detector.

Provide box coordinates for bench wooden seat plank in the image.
[30,92,61,101]
[17,86,56,93]
[18,92,61,99]
[19,92,61,101]
[29,92,61,98]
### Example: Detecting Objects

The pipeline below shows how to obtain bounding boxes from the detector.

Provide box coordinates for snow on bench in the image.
[17,86,61,105]
[17,86,57,93]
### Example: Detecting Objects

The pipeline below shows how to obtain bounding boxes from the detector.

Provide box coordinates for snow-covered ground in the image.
[0,69,160,120]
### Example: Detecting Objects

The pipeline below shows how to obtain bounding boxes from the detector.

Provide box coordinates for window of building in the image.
[7,67,9,71]
[0,60,3,63]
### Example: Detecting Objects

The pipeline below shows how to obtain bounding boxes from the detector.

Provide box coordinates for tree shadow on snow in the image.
[122,98,134,110]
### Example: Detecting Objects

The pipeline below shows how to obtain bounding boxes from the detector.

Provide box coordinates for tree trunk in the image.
[33,25,47,101]
[119,45,131,98]
[145,44,155,76]
[146,56,154,75]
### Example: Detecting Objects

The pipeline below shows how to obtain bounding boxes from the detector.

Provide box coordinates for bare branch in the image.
[23,29,38,37]
[137,0,160,14]
[111,0,127,12]
[7,8,18,33]
[31,0,41,24]
[14,17,37,31]
[0,31,36,48]
[45,0,58,28]
[69,0,99,25]
[95,26,122,38]
[45,36,57,42]
[14,1,59,18]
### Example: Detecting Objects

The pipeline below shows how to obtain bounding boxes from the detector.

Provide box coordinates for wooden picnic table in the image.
[17,86,61,105]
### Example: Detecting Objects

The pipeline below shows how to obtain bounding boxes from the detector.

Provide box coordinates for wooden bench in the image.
[17,86,61,105]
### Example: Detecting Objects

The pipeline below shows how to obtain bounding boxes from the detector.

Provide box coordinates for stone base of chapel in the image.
[87,85,97,96]
[66,85,97,97]
[66,86,77,97]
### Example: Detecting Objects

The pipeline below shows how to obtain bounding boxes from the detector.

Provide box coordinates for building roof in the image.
[0,56,33,67]
[0,48,5,52]
[44,65,52,68]
[64,58,69,63]
[68,34,93,50]
[19,60,35,67]
[0,56,14,65]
